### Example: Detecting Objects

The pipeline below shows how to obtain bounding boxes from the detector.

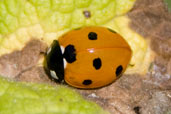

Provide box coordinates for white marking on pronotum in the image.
[60,46,67,69]
[50,70,59,80]
[60,46,65,54]
[63,58,67,69]
[47,47,51,55]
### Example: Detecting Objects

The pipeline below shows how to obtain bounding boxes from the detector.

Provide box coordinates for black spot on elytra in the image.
[116,65,123,76]
[88,32,97,40]
[108,28,116,33]
[133,106,141,114]
[82,80,92,85]
[63,45,76,63]
[93,58,101,70]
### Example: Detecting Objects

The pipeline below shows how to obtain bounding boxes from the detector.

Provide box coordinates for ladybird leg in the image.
[46,40,64,82]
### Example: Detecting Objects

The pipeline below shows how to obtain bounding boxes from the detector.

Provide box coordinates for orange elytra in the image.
[46,27,132,89]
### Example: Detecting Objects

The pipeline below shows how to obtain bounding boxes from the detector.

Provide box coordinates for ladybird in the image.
[46,27,132,89]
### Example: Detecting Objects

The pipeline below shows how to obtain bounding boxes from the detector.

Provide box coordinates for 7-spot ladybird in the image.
[46,27,132,89]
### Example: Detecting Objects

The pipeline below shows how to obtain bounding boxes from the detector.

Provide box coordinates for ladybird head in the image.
[45,40,64,82]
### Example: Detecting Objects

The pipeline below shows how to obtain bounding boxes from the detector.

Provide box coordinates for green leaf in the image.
[164,0,171,12]
[0,76,109,114]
